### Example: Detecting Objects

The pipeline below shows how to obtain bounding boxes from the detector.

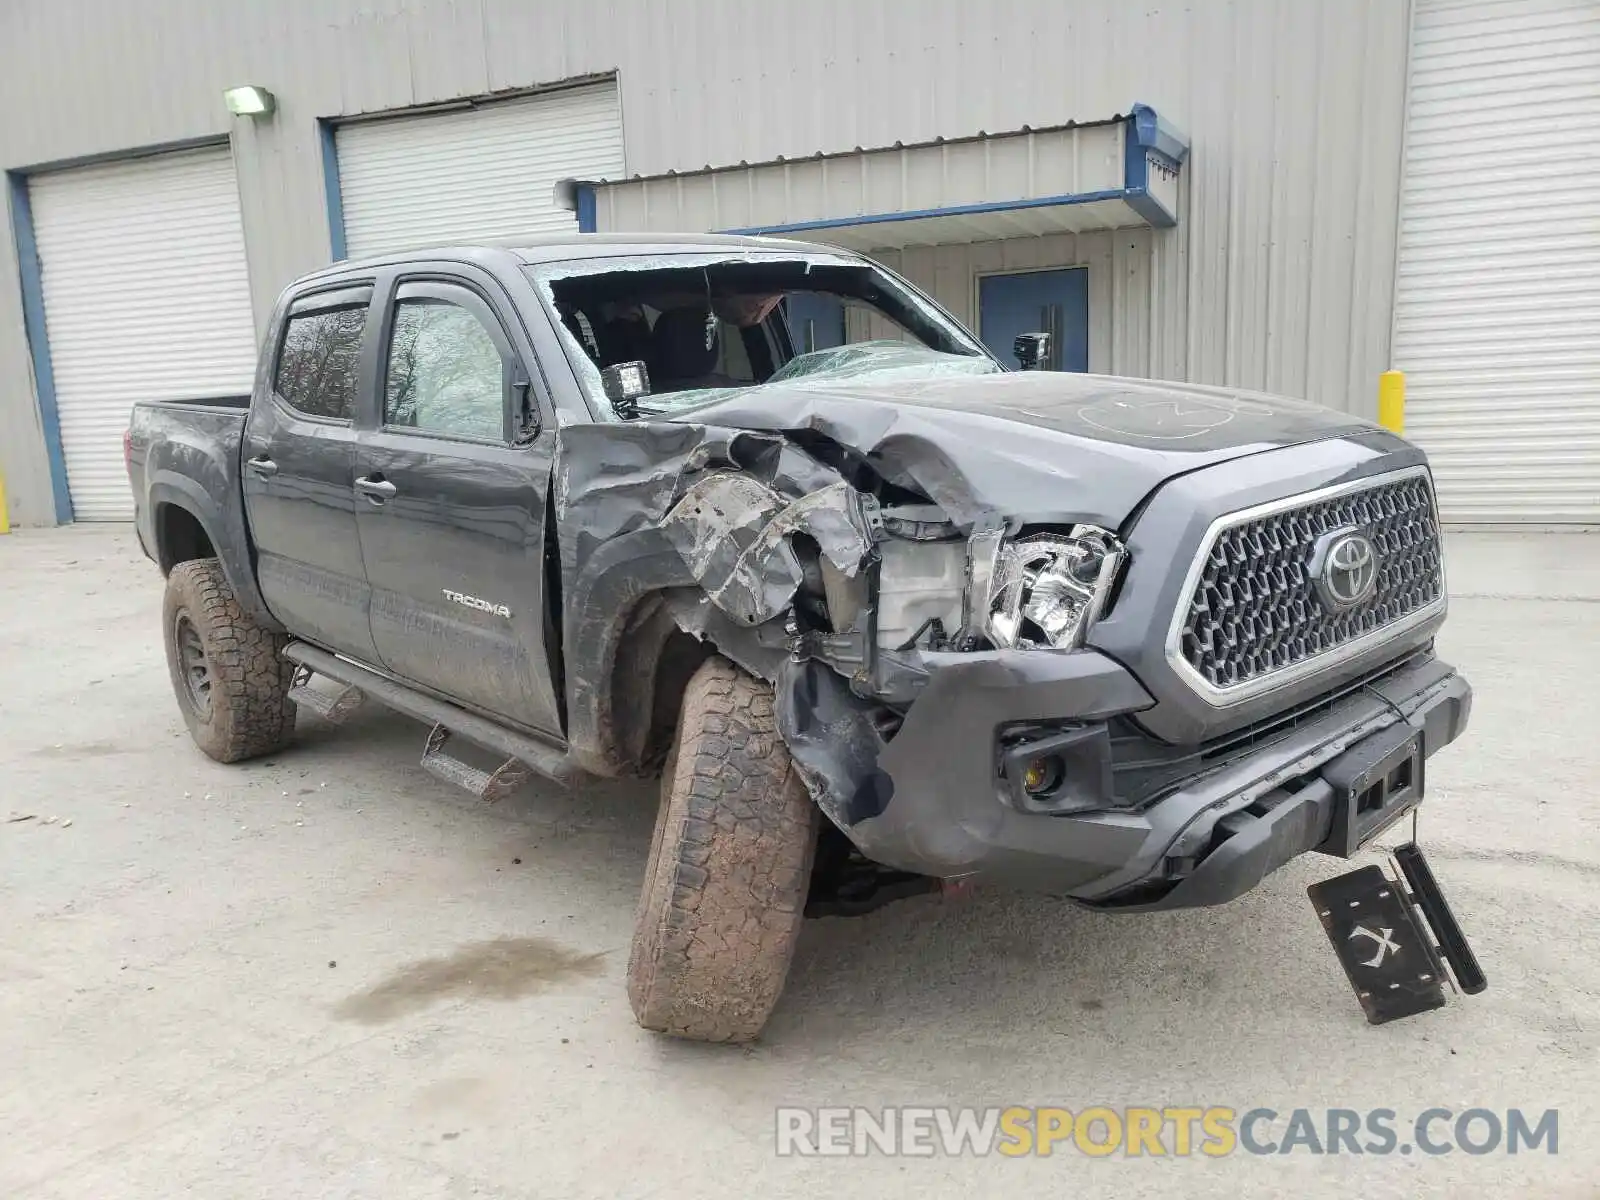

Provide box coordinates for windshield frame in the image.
[524,249,997,422]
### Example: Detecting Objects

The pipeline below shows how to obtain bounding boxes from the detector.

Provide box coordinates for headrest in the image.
[649,307,719,381]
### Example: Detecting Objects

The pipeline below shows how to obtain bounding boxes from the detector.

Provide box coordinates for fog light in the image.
[1000,725,1113,815]
[1022,755,1063,796]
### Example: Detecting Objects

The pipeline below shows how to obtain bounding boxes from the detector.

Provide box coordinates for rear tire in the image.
[627,656,819,1042]
[162,559,295,763]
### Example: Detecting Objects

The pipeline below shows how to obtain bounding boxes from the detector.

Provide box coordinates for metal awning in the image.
[569,105,1188,251]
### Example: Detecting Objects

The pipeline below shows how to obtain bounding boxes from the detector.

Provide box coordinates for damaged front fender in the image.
[658,474,880,627]
[554,418,890,776]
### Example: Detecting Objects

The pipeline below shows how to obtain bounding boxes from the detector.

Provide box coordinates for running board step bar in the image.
[281,642,579,794]
[286,666,367,725]
[421,724,533,803]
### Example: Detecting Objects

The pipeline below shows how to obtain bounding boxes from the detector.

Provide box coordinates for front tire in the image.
[162,559,295,763]
[627,656,819,1043]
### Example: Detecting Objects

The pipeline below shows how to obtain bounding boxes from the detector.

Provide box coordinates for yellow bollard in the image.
[1378,370,1405,435]
[0,470,9,534]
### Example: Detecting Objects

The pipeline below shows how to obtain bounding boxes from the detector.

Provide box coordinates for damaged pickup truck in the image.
[127,234,1476,1042]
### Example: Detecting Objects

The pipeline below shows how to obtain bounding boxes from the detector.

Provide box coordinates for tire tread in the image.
[163,559,295,763]
[627,656,817,1043]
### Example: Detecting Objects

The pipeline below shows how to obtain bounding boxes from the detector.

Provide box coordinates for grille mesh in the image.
[1179,476,1443,691]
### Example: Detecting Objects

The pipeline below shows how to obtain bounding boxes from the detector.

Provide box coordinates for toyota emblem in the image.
[1310,527,1378,611]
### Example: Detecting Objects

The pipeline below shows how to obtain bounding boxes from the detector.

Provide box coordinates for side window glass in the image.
[274,306,366,420]
[714,317,756,381]
[384,298,507,441]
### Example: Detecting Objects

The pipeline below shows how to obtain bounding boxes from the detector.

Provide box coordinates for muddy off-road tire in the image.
[162,559,295,764]
[627,656,820,1042]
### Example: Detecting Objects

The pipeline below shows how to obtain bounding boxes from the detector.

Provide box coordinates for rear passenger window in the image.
[274,306,366,420]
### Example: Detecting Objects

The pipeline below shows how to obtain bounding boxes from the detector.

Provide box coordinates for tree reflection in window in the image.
[385,298,506,441]
[275,306,365,420]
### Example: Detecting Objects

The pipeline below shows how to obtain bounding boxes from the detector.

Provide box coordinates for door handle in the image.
[355,474,398,502]
[246,455,278,477]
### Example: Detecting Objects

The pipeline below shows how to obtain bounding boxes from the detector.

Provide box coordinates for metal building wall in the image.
[0,0,1410,525]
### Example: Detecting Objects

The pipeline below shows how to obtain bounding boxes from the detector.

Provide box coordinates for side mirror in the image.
[1013,332,1052,371]
[602,360,651,419]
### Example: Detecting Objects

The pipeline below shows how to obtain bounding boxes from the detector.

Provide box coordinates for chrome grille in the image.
[1176,471,1444,697]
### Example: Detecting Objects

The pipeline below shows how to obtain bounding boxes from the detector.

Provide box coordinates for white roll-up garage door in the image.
[29,147,257,521]
[336,82,625,259]
[1393,0,1600,523]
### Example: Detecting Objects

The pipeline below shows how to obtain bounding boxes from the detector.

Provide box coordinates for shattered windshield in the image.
[527,253,999,420]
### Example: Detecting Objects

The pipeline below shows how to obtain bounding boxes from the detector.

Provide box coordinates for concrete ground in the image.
[2,525,1597,1198]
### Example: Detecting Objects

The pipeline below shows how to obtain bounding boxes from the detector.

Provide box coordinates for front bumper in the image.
[837,649,1471,909]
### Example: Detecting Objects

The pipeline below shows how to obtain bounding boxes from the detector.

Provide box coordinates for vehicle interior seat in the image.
[648,307,738,391]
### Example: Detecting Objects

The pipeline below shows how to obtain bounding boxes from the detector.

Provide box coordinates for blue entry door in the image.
[978,268,1090,371]
[785,292,847,354]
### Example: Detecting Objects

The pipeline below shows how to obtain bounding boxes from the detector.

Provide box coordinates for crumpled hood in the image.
[678,370,1378,530]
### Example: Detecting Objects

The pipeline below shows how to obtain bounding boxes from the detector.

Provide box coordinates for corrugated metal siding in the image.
[1393,0,1600,523]
[336,83,624,257]
[592,122,1133,245]
[28,148,257,521]
[0,0,1409,524]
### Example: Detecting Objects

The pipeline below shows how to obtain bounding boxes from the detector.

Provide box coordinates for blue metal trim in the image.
[319,120,348,260]
[1128,102,1191,168]
[1120,107,1181,229]
[6,171,73,523]
[1121,188,1176,228]
[1123,119,1149,193]
[575,183,597,233]
[724,189,1130,237]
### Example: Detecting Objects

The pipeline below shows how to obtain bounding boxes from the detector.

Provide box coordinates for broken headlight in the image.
[979,527,1126,650]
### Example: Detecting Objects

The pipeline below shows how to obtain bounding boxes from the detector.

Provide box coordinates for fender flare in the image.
[562,526,699,775]
[147,472,282,632]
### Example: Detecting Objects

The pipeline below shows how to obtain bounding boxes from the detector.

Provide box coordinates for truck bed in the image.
[127,396,249,490]
[126,395,263,621]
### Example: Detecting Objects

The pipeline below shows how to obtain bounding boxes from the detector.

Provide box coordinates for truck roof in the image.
[295,232,839,285]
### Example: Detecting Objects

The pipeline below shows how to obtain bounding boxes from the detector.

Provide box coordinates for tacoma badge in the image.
[442,589,512,619]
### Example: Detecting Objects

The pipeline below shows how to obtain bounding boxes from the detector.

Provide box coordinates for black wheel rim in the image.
[174,613,213,718]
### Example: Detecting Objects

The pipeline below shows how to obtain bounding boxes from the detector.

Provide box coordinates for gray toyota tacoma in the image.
[127,234,1474,1041]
